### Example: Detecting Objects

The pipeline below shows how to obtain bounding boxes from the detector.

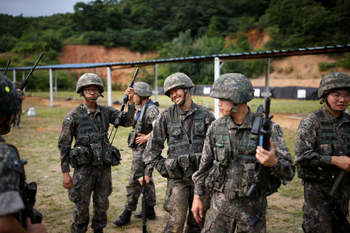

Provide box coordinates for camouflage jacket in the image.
[0,135,25,216]
[143,101,215,177]
[58,102,134,173]
[295,105,350,184]
[132,99,159,139]
[193,109,295,202]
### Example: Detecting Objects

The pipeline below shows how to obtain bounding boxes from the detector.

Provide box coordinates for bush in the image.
[318,61,336,71]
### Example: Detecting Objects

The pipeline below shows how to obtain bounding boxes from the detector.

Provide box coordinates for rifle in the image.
[142,161,148,233]
[3,60,11,75]
[109,67,139,145]
[245,97,274,199]
[19,159,42,229]
[19,53,44,91]
[322,170,350,232]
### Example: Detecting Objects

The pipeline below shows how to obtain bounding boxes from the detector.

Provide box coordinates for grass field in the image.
[4,92,350,232]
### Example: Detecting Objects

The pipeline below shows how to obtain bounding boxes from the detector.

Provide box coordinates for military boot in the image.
[134,206,156,220]
[113,209,131,226]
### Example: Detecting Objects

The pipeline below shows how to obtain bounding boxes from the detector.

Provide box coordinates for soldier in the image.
[295,72,350,232]
[140,73,216,232]
[58,73,134,233]
[0,73,47,233]
[191,73,295,232]
[113,82,159,226]
[12,80,25,129]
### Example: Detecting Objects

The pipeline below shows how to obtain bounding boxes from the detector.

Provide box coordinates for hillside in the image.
[58,44,350,88]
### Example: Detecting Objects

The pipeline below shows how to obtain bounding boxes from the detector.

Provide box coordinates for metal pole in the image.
[22,71,25,94]
[154,63,158,102]
[214,57,220,119]
[107,67,112,106]
[55,70,57,99]
[13,69,16,82]
[265,58,271,94]
[49,68,54,107]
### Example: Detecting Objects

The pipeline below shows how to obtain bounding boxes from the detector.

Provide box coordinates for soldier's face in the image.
[169,88,185,104]
[218,99,234,116]
[326,89,350,113]
[83,85,99,101]
[134,94,140,103]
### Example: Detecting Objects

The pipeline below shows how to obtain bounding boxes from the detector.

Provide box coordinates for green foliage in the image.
[318,53,350,71]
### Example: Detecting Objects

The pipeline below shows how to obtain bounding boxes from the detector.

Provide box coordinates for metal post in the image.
[153,63,158,102]
[49,68,54,107]
[214,57,221,119]
[265,58,271,95]
[22,71,25,94]
[107,67,112,106]
[55,70,57,99]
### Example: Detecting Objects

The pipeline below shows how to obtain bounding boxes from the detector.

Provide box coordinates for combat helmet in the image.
[210,73,254,104]
[0,73,21,118]
[134,82,152,97]
[318,72,350,99]
[76,73,104,94]
[164,72,194,97]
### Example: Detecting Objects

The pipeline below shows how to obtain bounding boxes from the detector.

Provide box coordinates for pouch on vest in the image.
[164,158,183,179]
[103,143,121,166]
[155,157,168,177]
[69,146,91,168]
[127,131,137,148]
[90,143,103,166]
[178,154,194,178]
[190,152,202,172]
[194,122,204,136]
[241,163,256,196]
[171,126,182,139]
[319,144,333,155]
[216,147,229,166]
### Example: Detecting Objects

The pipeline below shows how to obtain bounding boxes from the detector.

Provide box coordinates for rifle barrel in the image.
[19,53,44,90]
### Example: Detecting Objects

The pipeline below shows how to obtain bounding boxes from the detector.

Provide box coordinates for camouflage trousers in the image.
[12,106,22,128]
[68,164,112,233]
[125,147,156,211]
[302,181,349,233]
[163,178,211,233]
[125,176,156,211]
[202,196,267,233]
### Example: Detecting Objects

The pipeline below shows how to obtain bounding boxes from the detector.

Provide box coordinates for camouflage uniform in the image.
[125,99,159,212]
[58,73,134,233]
[295,72,350,233]
[0,135,25,220]
[192,73,295,233]
[144,76,215,233]
[11,81,23,129]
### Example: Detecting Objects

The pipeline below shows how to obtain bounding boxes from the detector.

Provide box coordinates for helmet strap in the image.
[0,116,12,135]
[325,98,345,112]
[137,97,148,106]
[223,104,238,117]
[176,89,188,106]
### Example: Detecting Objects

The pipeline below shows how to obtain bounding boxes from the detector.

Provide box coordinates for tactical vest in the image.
[298,109,350,186]
[167,104,206,177]
[71,104,120,167]
[134,100,156,135]
[207,116,280,200]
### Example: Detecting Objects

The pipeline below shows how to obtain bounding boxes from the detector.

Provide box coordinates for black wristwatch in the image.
[270,161,280,171]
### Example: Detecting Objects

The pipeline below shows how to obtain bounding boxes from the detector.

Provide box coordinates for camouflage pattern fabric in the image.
[192,109,295,231]
[133,82,153,97]
[58,103,134,232]
[318,72,350,98]
[76,73,104,94]
[0,135,25,217]
[124,101,159,211]
[209,73,254,105]
[163,73,194,97]
[144,101,215,232]
[0,73,21,118]
[295,105,350,232]
[202,199,266,233]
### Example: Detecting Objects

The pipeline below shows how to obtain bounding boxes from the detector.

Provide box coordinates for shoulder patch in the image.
[149,108,159,117]
[300,119,312,129]
[64,115,73,124]
[273,125,283,137]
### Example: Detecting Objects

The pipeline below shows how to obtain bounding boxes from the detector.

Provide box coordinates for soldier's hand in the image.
[26,217,47,233]
[124,87,134,104]
[135,133,149,146]
[191,195,203,223]
[256,140,278,167]
[138,175,151,187]
[331,156,350,172]
[62,172,73,190]
[17,89,25,101]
